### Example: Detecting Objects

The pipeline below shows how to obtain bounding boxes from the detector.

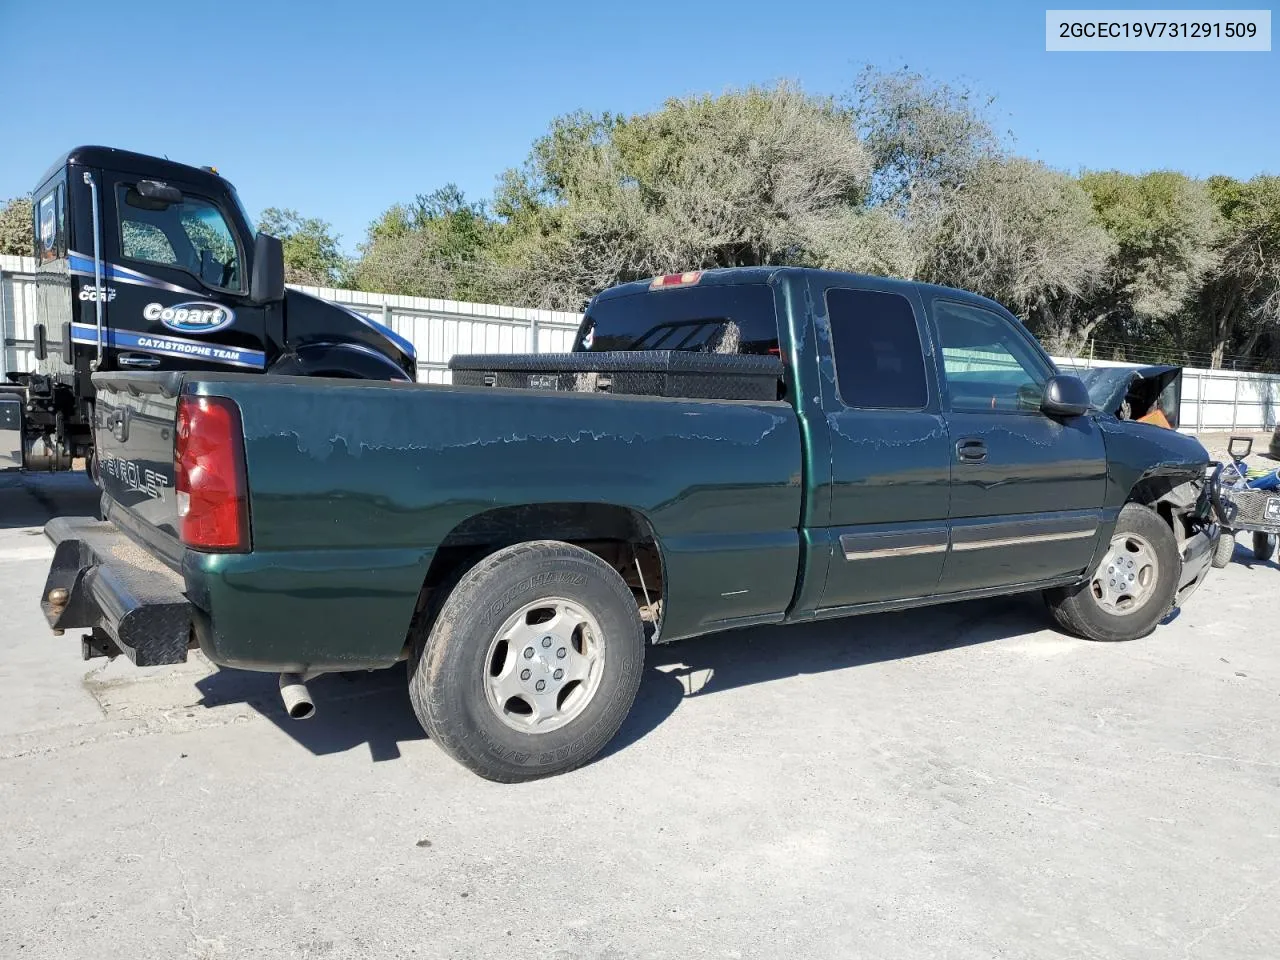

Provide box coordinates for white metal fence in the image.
[1,256,39,379]
[286,281,583,384]
[4,254,1278,434]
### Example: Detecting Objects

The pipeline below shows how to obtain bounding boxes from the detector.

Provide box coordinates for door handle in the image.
[118,353,160,368]
[956,438,987,463]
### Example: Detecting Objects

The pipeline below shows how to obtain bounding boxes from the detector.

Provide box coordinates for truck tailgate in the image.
[93,372,184,551]
[41,372,194,664]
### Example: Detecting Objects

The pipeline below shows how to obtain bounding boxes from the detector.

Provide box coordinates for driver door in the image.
[929,296,1108,594]
[98,170,267,372]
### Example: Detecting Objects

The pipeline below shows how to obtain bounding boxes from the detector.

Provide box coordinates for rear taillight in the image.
[174,395,249,552]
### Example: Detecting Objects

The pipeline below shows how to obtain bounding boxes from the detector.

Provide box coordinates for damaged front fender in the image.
[1098,417,1211,512]
[1092,417,1218,605]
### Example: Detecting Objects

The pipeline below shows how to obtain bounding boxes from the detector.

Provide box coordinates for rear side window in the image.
[578,284,779,355]
[826,288,928,409]
[34,185,65,263]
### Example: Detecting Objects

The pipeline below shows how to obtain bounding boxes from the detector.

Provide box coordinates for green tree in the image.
[1198,176,1280,367]
[844,69,1115,325]
[0,196,33,257]
[1043,171,1221,356]
[258,207,348,287]
[915,157,1115,324]
[352,186,499,300]
[850,66,1003,211]
[491,83,872,308]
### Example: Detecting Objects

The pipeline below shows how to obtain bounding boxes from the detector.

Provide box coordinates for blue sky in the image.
[0,0,1275,254]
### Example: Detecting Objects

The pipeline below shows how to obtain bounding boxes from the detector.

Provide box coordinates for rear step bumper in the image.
[42,516,193,666]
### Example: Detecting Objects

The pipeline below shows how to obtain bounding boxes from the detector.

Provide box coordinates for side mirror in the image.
[250,232,285,304]
[1041,374,1091,419]
[135,179,183,205]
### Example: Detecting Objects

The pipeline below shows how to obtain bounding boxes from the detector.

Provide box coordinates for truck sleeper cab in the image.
[39,267,1220,782]
[4,146,415,474]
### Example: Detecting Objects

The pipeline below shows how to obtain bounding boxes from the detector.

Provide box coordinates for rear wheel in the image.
[1252,532,1276,563]
[1045,503,1180,642]
[408,540,645,782]
[1212,529,1236,568]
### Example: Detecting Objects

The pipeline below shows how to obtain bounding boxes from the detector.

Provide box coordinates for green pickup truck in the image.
[40,267,1221,781]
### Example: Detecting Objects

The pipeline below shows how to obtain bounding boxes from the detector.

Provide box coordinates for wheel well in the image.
[413,503,665,638]
[1126,473,1203,542]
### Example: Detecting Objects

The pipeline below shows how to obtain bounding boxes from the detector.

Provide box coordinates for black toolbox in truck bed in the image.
[448,350,784,401]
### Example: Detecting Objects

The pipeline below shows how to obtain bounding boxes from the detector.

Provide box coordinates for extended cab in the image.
[40,268,1221,781]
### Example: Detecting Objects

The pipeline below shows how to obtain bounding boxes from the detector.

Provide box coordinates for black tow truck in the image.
[0,146,416,474]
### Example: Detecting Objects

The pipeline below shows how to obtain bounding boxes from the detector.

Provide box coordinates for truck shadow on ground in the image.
[602,594,1049,762]
[0,473,100,529]
[192,593,1052,765]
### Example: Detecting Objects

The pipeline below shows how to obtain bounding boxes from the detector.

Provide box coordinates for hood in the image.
[284,289,417,378]
[1079,364,1181,418]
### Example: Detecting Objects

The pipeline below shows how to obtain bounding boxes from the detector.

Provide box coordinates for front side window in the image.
[121,222,177,264]
[116,185,242,291]
[826,288,928,409]
[934,300,1052,413]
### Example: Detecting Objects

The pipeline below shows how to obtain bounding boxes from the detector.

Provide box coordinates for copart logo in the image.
[144,301,235,334]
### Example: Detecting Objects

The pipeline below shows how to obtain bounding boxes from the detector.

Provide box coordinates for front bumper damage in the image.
[41,516,193,665]
[1176,526,1214,604]
[1173,462,1229,606]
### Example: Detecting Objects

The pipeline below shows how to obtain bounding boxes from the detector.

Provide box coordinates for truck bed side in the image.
[182,374,802,669]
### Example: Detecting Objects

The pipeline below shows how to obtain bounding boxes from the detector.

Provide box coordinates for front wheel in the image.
[1045,503,1180,642]
[408,540,645,782]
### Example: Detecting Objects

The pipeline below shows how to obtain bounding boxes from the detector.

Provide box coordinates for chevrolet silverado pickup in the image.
[39,267,1220,781]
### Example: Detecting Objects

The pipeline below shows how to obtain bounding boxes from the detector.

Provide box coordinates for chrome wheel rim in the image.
[483,597,605,733]
[1092,532,1159,615]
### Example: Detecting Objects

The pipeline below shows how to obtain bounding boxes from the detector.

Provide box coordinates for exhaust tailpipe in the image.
[279,672,316,720]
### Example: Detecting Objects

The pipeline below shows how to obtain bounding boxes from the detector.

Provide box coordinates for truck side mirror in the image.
[250,232,285,304]
[1040,374,1091,419]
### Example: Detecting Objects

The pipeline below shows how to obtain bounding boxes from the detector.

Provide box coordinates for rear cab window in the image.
[825,288,928,409]
[577,283,780,356]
